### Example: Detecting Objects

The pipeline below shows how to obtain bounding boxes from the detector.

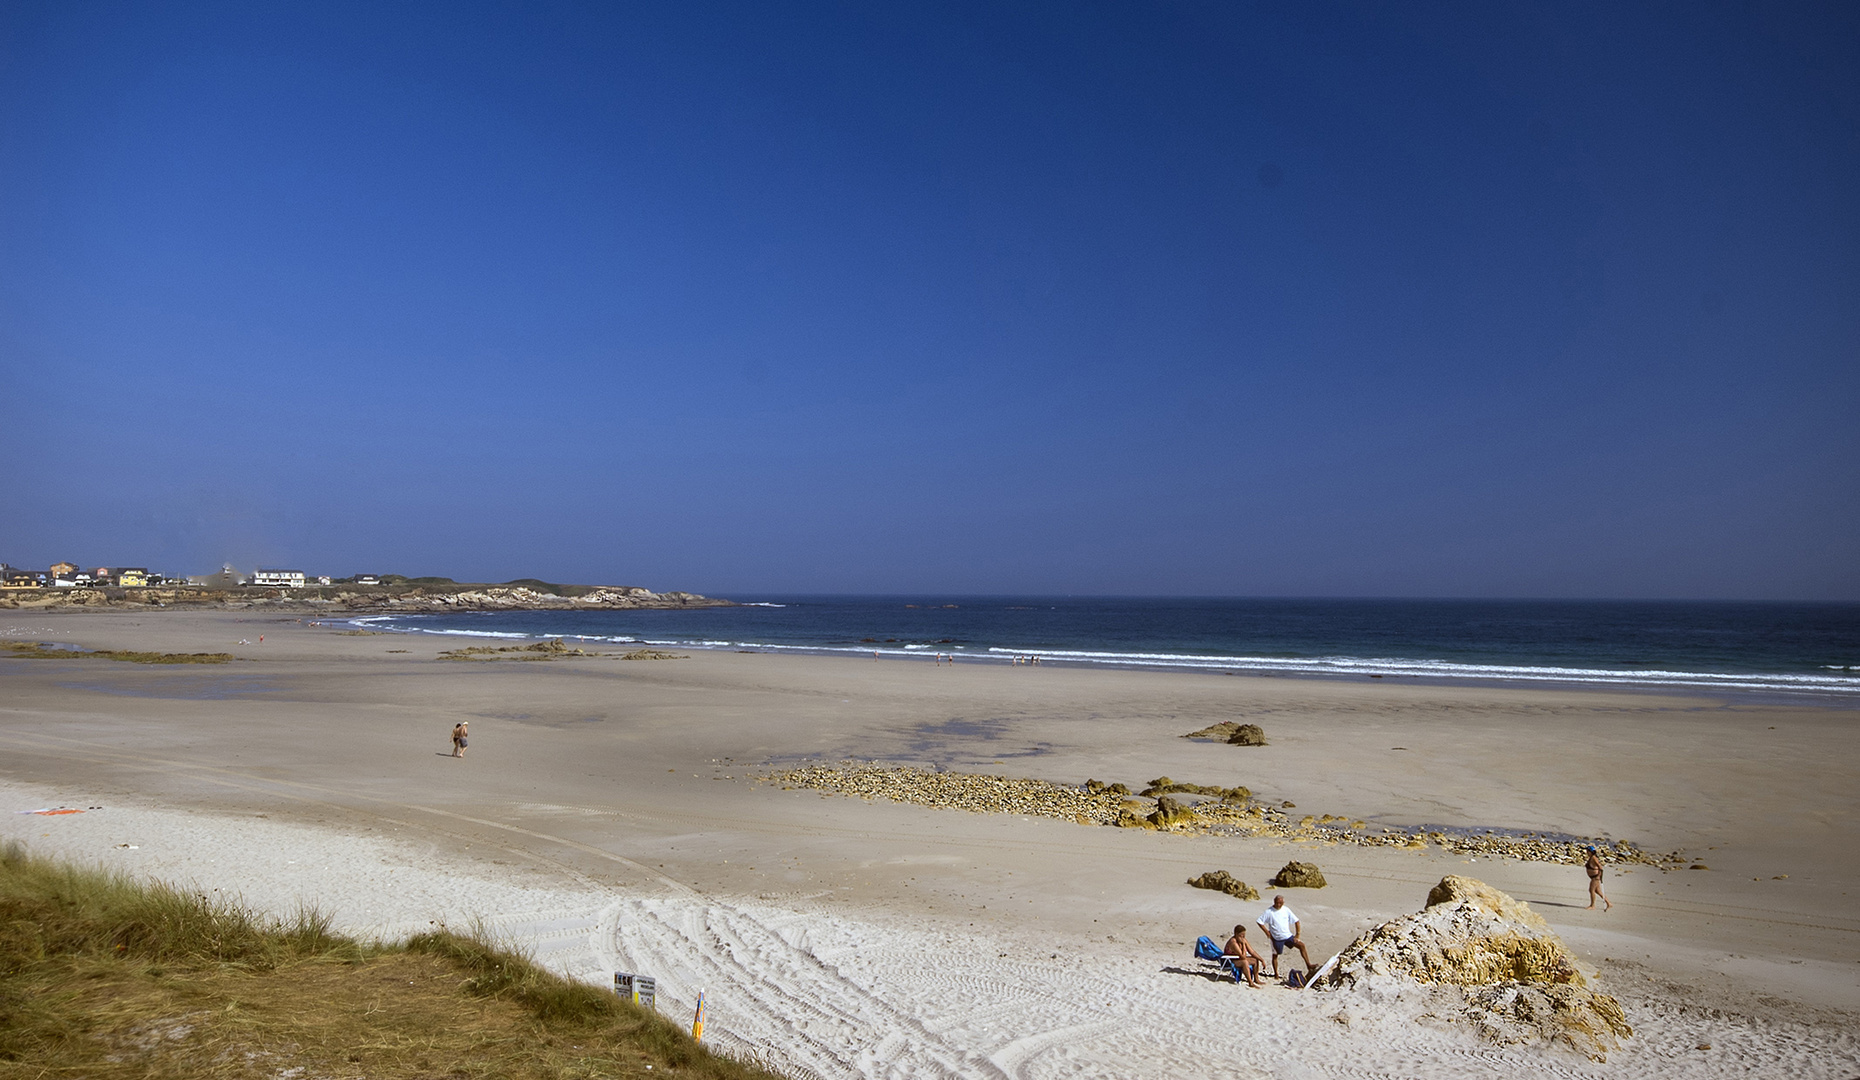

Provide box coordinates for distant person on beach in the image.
[451,721,468,758]
[1585,847,1612,910]
[1221,924,1264,987]
[1258,896,1314,978]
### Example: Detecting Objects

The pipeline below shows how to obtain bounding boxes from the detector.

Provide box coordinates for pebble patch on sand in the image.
[765,763,1680,867]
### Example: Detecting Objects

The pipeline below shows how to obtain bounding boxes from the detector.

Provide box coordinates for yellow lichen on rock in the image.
[1317,876,1630,1061]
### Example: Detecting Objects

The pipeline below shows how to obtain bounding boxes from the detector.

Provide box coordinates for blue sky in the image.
[2,1,1855,599]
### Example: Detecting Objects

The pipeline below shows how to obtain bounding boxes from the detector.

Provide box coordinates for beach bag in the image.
[1195,936,1225,963]
[1285,969,1306,989]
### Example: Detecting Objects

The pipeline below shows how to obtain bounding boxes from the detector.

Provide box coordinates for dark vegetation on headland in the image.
[0,578,732,612]
[0,843,779,1079]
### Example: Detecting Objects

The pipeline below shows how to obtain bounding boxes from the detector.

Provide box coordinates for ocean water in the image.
[349,597,1860,700]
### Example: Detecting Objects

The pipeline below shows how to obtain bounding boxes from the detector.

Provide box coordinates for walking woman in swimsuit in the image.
[452,721,468,758]
[1585,846,1611,910]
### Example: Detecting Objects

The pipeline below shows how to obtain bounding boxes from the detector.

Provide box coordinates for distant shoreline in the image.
[0,582,733,613]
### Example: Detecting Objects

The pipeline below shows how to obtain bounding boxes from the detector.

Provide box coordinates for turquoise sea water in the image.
[351,597,1860,701]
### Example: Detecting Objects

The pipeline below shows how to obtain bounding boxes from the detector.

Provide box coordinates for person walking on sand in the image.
[1585,846,1612,910]
[1258,895,1315,979]
[451,721,468,758]
[1222,924,1264,987]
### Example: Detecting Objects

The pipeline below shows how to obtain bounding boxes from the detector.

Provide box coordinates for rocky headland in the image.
[0,582,731,612]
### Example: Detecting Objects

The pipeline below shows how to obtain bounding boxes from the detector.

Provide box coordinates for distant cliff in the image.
[0,582,733,612]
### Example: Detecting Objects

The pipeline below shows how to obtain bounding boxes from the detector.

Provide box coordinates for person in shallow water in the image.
[1585,847,1612,910]
[1258,895,1315,979]
[451,721,468,758]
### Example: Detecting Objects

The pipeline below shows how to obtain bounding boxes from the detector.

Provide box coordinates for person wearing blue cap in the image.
[1585,847,1612,910]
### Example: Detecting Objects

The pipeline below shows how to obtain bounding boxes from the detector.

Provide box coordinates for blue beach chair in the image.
[1195,936,1246,984]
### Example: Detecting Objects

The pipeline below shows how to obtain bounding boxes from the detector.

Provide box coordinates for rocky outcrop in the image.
[1268,861,1327,888]
[1179,721,1267,745]
[369,586,726,611]
[1315,876,1631,1061]
[1187,870,1260,901]
[1147,796,1198,829]
[1140,777,1251,802]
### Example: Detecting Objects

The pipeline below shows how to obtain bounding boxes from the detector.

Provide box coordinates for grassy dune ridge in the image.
[0,843,780,1078]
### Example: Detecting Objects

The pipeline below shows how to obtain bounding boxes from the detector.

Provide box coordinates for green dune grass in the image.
[0,843,779,1079]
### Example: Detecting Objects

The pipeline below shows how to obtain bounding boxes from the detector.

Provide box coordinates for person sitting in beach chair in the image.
[1193,930,1261,987]
[1222,924,1264,987]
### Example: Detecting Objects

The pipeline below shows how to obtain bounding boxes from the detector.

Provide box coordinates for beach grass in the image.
[0,641,233,664]
[0,842,779,1079]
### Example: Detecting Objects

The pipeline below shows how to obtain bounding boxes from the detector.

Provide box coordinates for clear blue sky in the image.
[2,2,1855,599]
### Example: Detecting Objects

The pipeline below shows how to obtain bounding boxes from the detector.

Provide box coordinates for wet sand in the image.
[3,610,1856,1078]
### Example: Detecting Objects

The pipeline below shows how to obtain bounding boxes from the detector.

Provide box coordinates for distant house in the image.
[2,566,47,589]
[252,568,306,588]
[91,567,113,584]
[49,561,81,587]
[116,568,149,587]
[49,561,77,578]
[316,575,332,586]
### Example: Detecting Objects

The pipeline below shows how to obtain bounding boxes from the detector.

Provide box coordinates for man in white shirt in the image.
[1257,895,1314,979]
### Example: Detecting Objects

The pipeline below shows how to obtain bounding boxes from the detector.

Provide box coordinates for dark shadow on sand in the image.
[1159,964,1233,985]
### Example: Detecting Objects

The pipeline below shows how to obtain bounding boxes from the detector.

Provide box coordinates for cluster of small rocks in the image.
[765,764,1677,868]
[439,638,595,661]
[768,764,1123,824]
[1189,802,1675,867]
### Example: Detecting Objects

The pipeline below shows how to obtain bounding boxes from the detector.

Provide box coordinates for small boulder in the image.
[1228,724,1267,746]
[1269,861,1328,888]
[1182,722,1240,740]
[1187,870,1260,901]
[1147,795,1198,829]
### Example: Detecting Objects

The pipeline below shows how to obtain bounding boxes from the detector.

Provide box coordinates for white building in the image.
[252,568,306,588]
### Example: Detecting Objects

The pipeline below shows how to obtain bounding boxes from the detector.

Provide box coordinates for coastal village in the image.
[0,560,726,611]
[0,561,361,591]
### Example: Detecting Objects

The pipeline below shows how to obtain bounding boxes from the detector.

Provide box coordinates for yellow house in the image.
[117,568,149,587]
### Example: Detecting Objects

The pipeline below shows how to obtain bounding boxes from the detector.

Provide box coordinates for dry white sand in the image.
[3,610,1857,1079]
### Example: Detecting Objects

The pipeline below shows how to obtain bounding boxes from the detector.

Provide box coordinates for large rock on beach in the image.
[1268,861,1327,888]
[1316,875,1631,1061]
[1228,724,1267,746]
[1187,870,1260,901]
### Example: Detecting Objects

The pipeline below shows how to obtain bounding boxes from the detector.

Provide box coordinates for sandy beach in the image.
[3,610,1856,1078]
